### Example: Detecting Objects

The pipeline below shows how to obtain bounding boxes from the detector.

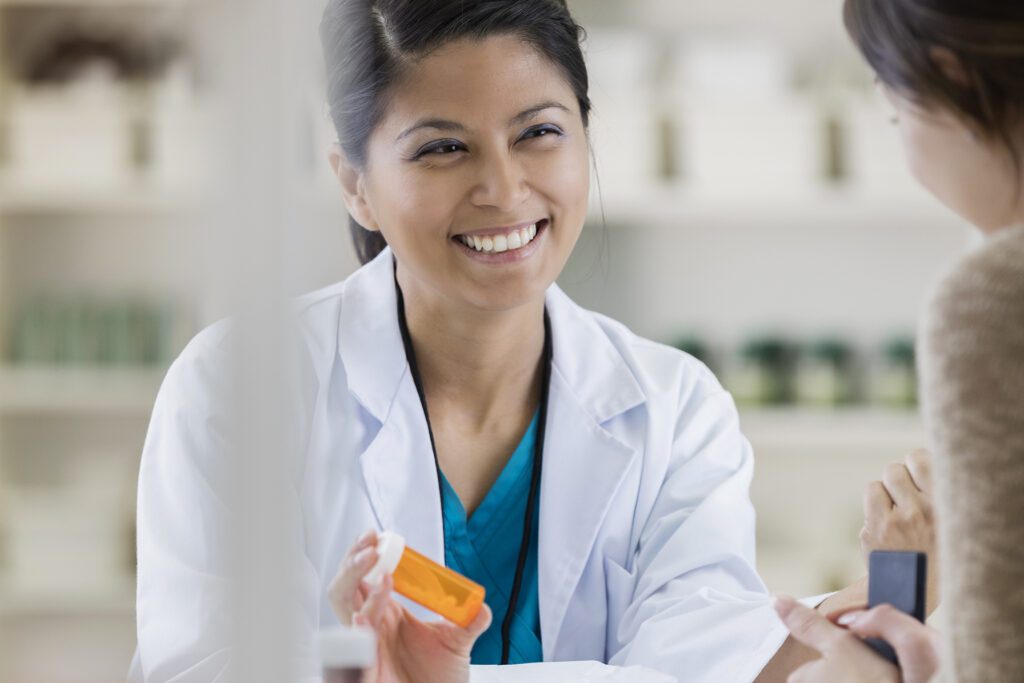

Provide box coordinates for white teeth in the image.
[460,222,542,255]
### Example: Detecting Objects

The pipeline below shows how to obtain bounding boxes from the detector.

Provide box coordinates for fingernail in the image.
[838,611,865,626]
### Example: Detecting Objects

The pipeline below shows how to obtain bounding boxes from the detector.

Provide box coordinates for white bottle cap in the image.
[364,531,405,586]
[319,626,376,668]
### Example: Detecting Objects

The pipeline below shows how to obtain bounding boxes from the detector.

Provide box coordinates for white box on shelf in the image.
[5,86,134,194]
[675,93,823,198]
[669,35,792,99]
[582,30,662,202]
[589,96,661,202]
[148,62,212,192]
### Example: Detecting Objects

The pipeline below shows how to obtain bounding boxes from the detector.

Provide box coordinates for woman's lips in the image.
[457,222,538,254]
[452,219,549,262]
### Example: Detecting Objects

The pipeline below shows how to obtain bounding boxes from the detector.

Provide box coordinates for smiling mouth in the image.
[454,219,548,254]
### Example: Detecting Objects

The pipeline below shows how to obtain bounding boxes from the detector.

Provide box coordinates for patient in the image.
[775,2,1024,682]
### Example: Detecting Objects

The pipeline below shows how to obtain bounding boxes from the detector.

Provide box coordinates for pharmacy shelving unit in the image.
[0,3,202,682]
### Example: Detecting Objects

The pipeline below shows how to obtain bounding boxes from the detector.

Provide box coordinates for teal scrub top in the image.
[439,411,543,665]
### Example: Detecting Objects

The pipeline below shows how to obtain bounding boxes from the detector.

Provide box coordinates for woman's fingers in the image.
[436,602,493,655]
[358,574,393,629]
[464,602,492,641]
[903,448,933,495]
[861,451,936,562]
[864,480,893,520]
[773,596,853,657]
[861,481,893,550]
[845,605,942,683]
[825,604,868,625]
[775,597,902,683]
[327,531,379,625]
[882,462,920,509]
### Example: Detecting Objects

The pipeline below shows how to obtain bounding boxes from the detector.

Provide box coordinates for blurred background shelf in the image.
[0,0,193,7]
[587,188,966,229]
[0,580,135,618]
[0,188,199,217]
[739,407,924,447]
[0,366,164,415]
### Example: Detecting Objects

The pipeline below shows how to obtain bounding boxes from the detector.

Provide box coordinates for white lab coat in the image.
[133,248,791,682]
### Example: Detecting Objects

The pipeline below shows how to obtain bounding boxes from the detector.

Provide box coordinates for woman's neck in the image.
[397,266,546,429]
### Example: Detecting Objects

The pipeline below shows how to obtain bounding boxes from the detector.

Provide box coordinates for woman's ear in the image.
[929,46,971,88]
[329,143,380,231]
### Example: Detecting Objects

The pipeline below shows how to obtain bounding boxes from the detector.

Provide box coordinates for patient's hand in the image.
[860,448,939,614]
[774,597,941,683]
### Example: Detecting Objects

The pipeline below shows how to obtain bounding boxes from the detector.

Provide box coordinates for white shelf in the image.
[738,406,924,447]
[586,186,966,229]
[0,580,135,618]
[0,188,199,217]
[0,366,164,415]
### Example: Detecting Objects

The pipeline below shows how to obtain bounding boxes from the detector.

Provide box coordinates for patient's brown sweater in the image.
[919,225,1024,682]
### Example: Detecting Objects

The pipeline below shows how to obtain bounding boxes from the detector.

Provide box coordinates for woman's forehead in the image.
[378,35,578,133]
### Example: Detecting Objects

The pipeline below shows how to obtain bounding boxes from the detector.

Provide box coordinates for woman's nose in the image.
[469,153,530,212]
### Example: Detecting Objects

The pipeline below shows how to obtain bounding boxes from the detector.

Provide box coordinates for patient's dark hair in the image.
[320,0,592,265]
[844,0,1024,160]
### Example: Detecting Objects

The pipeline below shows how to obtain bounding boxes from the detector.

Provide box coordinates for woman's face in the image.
[349,34,590,312]
[882,85,1024,233]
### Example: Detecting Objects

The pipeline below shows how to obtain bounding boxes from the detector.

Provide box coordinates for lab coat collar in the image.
[336,248,407,424]
[337,247,646,425]
[543,284,645,423]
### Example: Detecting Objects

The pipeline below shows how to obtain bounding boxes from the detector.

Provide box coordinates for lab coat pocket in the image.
[603,555,637,653]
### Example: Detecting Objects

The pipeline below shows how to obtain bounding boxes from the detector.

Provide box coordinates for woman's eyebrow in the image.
[510,101,570,125]
[395,101,571,142]
[396,118,466,142]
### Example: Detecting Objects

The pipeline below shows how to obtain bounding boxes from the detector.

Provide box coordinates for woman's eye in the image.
[415,140,466,158]
[519,124,564,142]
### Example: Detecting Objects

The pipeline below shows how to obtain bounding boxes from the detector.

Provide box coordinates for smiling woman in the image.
[328,33,590,314]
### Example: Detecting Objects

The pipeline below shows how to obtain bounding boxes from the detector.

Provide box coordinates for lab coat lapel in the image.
[337,249,444,562]
[538,287,645,659]
[358,376,445,562]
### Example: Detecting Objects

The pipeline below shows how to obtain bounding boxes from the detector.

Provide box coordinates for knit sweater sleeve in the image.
[918,227,1024,683]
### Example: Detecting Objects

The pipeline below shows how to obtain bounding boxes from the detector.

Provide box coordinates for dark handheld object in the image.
[864,551,928,664]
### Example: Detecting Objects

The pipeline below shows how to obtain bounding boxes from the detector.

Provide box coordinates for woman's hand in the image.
[327,530,492,683]
[861,448,939,613]
[774,597,941,683]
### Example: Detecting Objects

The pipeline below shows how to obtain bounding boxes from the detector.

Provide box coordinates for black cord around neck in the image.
[394,276,551,666]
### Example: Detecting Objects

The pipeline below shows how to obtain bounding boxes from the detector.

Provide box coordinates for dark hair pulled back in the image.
[844,0,1024,162]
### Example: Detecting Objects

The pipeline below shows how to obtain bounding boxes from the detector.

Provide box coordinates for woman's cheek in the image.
[385,172,460,240]
[531,147,590,212]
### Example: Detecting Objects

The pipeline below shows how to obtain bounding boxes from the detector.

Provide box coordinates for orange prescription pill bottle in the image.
[365,531,485,628]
